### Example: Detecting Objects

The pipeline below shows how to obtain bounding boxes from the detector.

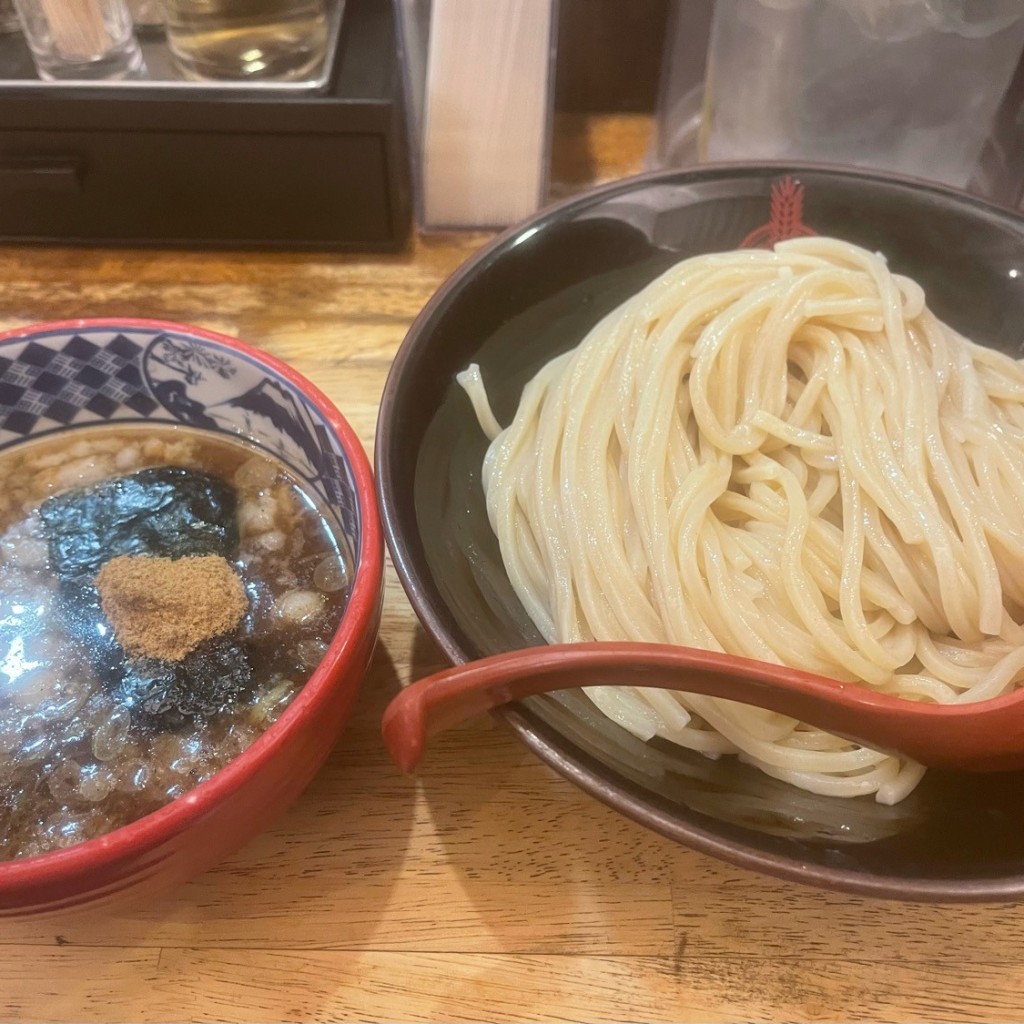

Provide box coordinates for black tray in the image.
[0,0,411,250]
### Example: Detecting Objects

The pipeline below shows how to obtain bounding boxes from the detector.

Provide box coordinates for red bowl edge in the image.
[0,317,385,910]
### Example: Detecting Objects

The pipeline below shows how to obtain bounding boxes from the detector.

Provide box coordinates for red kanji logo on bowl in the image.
[740,176,817,249]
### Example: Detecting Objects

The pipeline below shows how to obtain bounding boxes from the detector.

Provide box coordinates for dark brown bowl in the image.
[377,164,1024,901]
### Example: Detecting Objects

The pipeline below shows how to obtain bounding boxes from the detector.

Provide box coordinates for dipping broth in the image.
[0,426,351,860]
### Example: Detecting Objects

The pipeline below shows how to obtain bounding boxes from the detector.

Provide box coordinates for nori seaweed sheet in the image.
[38,467,253,729]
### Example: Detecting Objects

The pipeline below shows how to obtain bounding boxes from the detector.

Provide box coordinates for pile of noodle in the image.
[458,237,1024,804]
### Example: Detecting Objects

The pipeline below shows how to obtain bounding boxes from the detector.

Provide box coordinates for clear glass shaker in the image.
[12,0,144,80]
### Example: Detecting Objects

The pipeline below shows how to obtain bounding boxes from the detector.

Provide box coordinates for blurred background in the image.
[403,0,1024,228]
[0,0,1023,245]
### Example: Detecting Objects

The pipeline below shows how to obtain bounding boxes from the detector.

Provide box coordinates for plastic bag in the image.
[692,0,1024,187]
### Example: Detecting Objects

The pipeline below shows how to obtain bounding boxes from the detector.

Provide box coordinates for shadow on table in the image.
[406,626,679,957]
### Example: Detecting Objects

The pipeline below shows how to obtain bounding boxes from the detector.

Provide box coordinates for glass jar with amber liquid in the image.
[164,0,328,81]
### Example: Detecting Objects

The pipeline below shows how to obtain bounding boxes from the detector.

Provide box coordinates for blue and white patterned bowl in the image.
[0,318,384,916]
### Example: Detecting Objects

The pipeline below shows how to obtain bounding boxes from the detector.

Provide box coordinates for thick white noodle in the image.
[459,238,1024,804]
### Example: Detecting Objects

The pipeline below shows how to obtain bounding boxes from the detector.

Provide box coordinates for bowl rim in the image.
[376,161,1024,903]
[0,317,384,896]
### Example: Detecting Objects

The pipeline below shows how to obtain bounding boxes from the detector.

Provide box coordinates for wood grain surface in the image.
[2,117,1024,1023]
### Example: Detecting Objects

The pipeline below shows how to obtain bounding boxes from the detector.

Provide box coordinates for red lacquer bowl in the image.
[0,319,383,917]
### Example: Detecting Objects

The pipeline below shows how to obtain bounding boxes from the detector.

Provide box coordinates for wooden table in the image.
[3,123,1024,1022]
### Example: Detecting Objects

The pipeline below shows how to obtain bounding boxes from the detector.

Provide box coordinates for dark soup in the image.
[0,425,351,860]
